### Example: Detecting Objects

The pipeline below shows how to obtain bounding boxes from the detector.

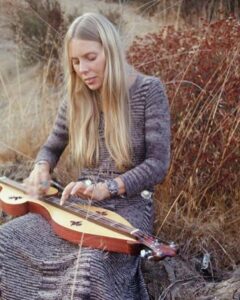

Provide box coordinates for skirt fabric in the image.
[0,194,153,300]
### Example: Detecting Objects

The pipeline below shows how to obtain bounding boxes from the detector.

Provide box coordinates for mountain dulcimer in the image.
[0,176,178,260]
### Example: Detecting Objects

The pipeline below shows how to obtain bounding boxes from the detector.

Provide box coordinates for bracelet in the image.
[36,161,49,167]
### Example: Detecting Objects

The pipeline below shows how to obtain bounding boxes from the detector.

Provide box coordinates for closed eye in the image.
[87,55,97,61]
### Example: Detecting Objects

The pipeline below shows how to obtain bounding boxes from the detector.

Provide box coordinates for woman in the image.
[0,12,170,299]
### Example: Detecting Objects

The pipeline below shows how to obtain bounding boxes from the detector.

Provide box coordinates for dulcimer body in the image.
[0,177,178,259]
[0,177,140,254]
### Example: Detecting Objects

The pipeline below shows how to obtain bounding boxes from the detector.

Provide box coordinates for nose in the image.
[78,60,89,75]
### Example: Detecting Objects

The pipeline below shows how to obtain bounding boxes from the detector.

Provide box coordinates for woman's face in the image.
[69,39,106,91]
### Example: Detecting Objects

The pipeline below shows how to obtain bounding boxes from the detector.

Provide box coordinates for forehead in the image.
[69,39,103,57]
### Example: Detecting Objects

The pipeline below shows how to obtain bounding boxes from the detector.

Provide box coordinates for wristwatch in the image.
[106,179,119,197]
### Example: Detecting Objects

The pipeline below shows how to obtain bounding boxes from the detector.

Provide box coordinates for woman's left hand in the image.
[60,181,110,205]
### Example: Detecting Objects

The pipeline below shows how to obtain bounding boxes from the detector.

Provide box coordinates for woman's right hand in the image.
[24,161,51,197]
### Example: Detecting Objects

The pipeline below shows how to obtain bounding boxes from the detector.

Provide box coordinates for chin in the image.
[87,83,102,91]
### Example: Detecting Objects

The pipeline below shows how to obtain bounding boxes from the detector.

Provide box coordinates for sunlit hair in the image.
[63,12,132,171]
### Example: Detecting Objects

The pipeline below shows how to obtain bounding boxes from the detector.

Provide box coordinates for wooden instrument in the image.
[0,176,178,260]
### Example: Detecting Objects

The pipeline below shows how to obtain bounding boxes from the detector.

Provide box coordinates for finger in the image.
[27,172,41,196]
[60,182,75,205]
[39,178,50,193]
[25,178,36,196]
[60,194,68,206]
[70,181,85,195]
[33,170,41,187]
[60,182,76,205]
[83,185,94,195]
[22,178,28,191]
[32,173,47,196]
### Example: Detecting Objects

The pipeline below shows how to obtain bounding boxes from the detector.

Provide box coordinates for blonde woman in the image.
[0,13,170,299]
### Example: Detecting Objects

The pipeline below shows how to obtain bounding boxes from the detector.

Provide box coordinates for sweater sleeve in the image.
[120,78,171,197]
[35,99,69,171]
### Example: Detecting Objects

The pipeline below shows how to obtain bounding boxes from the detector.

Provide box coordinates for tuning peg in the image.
[140,249,152,259]
[169,241,179,252]
[154,239,160,246]
[141,190,153,199]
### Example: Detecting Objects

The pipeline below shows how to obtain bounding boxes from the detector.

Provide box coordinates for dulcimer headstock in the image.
[135,231,178,261]
[140,240,178,261]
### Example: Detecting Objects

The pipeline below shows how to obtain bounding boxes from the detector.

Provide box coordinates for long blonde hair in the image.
[63,13,132,171]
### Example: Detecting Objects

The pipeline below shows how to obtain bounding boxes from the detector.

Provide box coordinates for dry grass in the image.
[0,62,62,160]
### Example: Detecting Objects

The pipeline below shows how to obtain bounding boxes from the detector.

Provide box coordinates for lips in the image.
[84,77,96,84]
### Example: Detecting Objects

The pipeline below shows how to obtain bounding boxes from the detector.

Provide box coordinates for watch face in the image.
[109,181,115,189]
[107,179,118,196]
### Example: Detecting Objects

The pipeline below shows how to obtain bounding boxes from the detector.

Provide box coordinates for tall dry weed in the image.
[0,0,78,164]
[106,0,240,25]
[6,0,78,85]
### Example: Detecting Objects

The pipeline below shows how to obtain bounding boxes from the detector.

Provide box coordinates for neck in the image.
[125,64,138,90]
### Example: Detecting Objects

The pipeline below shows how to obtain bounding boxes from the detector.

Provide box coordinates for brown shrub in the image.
[127,17,240,273]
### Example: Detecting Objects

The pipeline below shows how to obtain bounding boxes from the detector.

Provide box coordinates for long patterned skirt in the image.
[0,194,153,300]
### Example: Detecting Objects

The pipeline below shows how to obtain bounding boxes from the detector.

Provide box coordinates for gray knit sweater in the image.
[36,73,170,196]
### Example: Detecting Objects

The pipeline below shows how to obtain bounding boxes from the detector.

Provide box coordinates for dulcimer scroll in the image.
[0,176,178,260]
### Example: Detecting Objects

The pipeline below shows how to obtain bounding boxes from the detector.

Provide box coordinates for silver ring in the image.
[83,179,92,187]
